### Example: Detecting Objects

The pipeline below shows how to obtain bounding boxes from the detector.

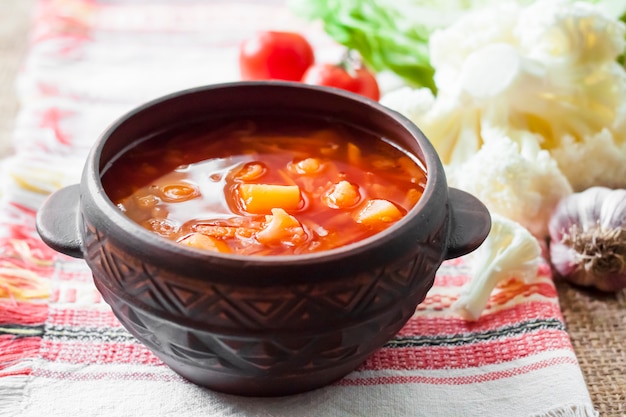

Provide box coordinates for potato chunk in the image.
[256,208,307,246]
[178,233,231,253]
[238,183,301,214]
[354,199,403,225]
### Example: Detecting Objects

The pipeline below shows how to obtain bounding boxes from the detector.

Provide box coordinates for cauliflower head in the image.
[383,0,626,192]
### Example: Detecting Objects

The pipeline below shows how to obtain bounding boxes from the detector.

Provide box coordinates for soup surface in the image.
[102,115,427,256]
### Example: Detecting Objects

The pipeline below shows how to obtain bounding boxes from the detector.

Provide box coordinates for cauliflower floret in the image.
[516,0,625,65]
[551,129,626,191]
[429,2,521,90]
[447,131,572,238]
[453,213,542,321]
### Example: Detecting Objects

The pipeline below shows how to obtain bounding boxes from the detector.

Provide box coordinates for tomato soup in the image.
[102,115,427,256]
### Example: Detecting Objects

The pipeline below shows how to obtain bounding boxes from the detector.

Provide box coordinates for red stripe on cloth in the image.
[399,300,563,337]
[31,0,95,45]
[6,202,38,218]
[0,301,48,325]
[433,273,471,287]
[64,288,77,303]
[53,268,96,283]
[38,107,76,146]
[40,339,162,366]
[339,355,580,387]
[433,260,552,288]
[0,367,33,378]
[50,286,104,305]
[37,328,570,370]
[0,335,42,371]
[362,329,572,371]
[46,306,122,328]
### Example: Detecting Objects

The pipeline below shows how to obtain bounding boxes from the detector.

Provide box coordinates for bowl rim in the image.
[83,81,446,269]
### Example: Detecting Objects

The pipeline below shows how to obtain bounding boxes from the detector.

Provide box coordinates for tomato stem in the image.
[340,49,364,76]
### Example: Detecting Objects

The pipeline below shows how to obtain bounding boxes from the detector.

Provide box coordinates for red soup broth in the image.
[101,115,427,256]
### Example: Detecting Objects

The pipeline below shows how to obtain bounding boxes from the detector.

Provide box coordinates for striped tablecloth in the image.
[0,1,597,416]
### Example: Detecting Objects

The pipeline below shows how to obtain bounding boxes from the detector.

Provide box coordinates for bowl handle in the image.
[444,188,491,260]
[35,184,84,259]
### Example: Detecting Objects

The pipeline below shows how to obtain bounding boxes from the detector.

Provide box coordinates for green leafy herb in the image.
[289,0,442,93]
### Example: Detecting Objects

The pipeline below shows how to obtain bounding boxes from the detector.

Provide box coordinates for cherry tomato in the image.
[239,31,315,81]
[301,63,380,101]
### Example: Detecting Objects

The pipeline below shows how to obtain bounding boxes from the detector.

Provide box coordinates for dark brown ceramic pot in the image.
[36,82,490,397]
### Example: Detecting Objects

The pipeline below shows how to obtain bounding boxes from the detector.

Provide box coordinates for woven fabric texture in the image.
[0,1,623,416]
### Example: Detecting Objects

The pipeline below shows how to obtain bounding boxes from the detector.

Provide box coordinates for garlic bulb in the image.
[548,187,626,292]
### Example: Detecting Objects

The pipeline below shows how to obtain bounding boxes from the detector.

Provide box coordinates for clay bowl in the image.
[36,82,490,397]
